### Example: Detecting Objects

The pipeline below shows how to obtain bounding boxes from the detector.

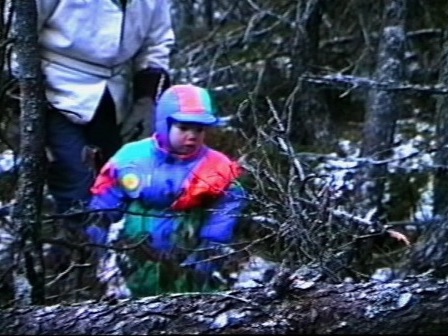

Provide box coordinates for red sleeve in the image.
[90,162,117,196]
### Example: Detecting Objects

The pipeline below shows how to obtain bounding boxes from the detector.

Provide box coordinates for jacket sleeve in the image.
[180,181,247,277]
[199,181,247,244]
[36,0,59,31]
[89,160,127,223]
[132,0,175,73]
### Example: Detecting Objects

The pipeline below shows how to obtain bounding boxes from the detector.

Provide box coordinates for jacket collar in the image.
[152,135,206,163]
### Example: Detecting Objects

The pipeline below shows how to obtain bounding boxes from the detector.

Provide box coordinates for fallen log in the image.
[0,275,447,335]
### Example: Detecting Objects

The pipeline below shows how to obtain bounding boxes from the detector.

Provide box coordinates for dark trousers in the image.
[46,89,122,213]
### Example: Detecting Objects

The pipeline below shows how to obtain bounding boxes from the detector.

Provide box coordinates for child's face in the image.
[169,121,207,155]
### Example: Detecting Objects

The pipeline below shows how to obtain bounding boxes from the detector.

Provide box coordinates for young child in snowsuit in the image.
[86,84,247,298]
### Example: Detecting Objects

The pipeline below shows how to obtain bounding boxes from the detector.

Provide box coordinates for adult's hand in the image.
[120,96,155,142]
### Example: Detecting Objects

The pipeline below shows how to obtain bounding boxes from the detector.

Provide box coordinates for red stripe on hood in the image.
[174,85,206,114]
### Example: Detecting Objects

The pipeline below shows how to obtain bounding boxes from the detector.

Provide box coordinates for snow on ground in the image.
[313,116,436,222]
[0,113,440,291]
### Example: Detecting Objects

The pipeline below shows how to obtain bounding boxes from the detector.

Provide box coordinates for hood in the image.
[155,84,220,149]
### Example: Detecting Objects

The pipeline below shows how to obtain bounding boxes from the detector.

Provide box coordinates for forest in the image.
[2,0,448,334]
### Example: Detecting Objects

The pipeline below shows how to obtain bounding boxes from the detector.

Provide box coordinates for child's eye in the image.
[178,125,205,132]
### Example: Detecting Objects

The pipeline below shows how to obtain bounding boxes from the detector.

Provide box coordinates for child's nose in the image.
[188,130,200,137]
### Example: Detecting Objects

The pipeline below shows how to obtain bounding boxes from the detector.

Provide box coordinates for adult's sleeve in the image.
[35,0,59,32]
[133,0,175,73]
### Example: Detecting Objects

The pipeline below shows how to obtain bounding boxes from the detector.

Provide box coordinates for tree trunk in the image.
[433,29,448,217]
[0,276,447,334]
[10,0,47,305]
[406,217,448,278]
[291,0,331,148]
[204,0,214,30]
[407,30,448,280]
[359,0,406,215]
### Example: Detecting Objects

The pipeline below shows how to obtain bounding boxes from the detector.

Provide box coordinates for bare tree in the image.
[415,30,448,277]
[289,0,331,148]
[9,0,47,305]
[433,30,448,218]
[359,0,407,216]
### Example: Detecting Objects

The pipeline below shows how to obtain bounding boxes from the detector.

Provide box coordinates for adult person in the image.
[86,84,247,297]
[9,0,175,215]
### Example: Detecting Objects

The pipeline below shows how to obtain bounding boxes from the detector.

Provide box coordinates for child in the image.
[86,84,247,298]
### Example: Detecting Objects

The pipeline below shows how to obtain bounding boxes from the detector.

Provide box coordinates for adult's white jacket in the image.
[16,0,175,124]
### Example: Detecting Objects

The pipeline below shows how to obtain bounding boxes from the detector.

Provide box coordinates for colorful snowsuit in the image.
[87,84,246,297]
[88,138,245,297]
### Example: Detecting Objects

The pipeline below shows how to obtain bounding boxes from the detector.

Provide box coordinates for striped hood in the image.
[155,84,219,149]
